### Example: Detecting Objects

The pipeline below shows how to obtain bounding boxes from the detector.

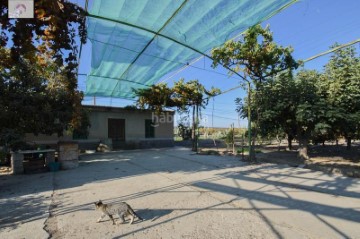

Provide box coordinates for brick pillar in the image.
[58,141,79,170]
[11,152,24,174]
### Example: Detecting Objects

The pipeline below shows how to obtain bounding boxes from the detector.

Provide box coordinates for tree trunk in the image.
[287,135,293,150]
[298,136,309,161]
[276,134,281,151]
[346,137,351,150]
[250,131,256,161]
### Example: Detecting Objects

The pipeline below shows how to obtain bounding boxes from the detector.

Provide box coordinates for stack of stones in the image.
[58,141,79,169]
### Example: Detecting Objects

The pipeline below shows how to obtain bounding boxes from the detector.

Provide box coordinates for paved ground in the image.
[1,147,360,239]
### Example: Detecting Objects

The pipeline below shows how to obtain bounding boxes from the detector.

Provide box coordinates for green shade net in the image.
[85,0,296,99]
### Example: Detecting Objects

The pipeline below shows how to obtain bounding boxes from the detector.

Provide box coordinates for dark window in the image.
[145,119,155,138]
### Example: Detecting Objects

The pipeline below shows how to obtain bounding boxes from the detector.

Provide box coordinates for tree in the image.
[236,72,298,150]
[0,51,87,140]
[235,69,335,160]
[293,70,326,160]
[0,1,86,63]
[0,1,87,148]
[172,79,220,151]
[212,24,299,160]
[323,45,360,149]
[230,41,360,159]
[134,79,220,152]
[211,25,299,86]
[133,83,176,113]
[264,72,298,150]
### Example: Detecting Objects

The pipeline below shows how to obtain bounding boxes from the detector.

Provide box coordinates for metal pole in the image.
[196,104,199,153]
[232,123,235,155]
[212,98,214,128]
[247,81,252,160]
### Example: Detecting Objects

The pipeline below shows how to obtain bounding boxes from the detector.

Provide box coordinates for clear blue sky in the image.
[74,0,360,128]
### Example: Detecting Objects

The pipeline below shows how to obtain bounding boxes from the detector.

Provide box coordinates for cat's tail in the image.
[128,204,143,221]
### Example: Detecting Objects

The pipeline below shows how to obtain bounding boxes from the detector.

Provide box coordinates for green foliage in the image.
[172,79,220,111]
[235,69,332,151]
[0,50,85,139]
[133,79,220,118]
[0,129,24,152]
[72,108,91,140]
[172,79,220,150]
[212,25,360,155]
[225,128,234,145]
[133,83,176,114]
[294,70,323,130]
[0,1,87,63]
[235,71,297,145]
[323,44,360,142]
[134,79,221,114]
[212,24,299,86]
[212,24,298,159]
[236,51,360,153]
[0,150,8,165]
[0,1,87,149]
[134,79,220,151]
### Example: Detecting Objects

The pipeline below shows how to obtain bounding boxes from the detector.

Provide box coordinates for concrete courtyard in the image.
[1,147,360,238]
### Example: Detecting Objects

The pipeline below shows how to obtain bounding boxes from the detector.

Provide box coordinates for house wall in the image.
[87,106,174,149]
[25,106,175,150]
[88,108,174,140]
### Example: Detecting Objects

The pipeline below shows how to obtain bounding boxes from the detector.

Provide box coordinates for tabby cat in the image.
[94,200,143,225]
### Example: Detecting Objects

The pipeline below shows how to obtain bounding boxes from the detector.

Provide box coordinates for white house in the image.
[25,105,175,150]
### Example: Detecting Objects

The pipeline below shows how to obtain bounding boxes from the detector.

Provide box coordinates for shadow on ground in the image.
[1,147,360,238]
[0,173,53,231]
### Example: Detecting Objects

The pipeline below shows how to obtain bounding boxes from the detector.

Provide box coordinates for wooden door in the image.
[108,118,125,141]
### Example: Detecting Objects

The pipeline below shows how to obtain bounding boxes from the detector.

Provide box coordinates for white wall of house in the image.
[87,106,174,141]
[25,106,174,149]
